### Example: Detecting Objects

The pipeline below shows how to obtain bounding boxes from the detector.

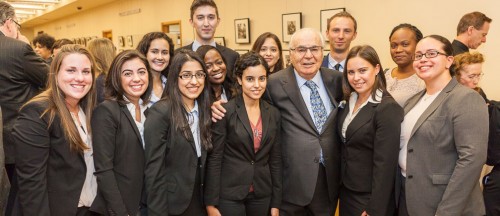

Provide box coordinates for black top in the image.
[96,73,106,104]
[452,39,469,56]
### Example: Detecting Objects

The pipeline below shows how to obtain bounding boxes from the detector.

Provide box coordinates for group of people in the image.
[0,0,498,216]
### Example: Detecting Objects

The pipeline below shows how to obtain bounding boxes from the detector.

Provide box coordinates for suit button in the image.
[201,184,204,187]
[408,149,414,153]
[408,175,413,179]
[251,161,254,165]
[199,164,203,168]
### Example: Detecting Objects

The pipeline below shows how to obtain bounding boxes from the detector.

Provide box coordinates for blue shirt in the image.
[327,53,345,72]
[187,101,201,157]
[294,69,333,122]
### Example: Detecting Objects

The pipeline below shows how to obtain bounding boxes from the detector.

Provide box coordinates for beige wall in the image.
[28,0,499,99]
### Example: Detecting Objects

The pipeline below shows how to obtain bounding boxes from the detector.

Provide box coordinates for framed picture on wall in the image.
[127,35,133,47]
[214,37,226,46]
[118,36,125,47]
[282,13,302,43]
[320,8,345,41]
[282,49,291,67]
[234,18,250,44]
[235,49,249,56]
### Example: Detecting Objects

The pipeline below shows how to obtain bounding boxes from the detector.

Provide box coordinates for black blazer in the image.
[205,95,282,207]
[0,32,48,164]
[264,66,343,206]
[337,94,403,216]
[12,101,88,216]
[144,99,207,216]
[90,100,146,215]
[178,43,239,79]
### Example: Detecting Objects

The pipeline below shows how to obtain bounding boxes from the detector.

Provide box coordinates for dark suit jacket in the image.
[12,101,87,216]
[337,94,403,216]
[321,53,329,68]
[178,43,239,79]
[90,100,146,216]
[205,95,282,207]
[451,39,469,56]
[402,79,488,215]
[0,32,48,164]
[0,107,11,214]
[264,66,343,206]
[144,99,207,216]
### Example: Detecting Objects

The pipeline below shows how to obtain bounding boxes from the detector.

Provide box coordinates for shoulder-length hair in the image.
[164,49,212,151]
[87,38,116,76]
[195,45,234,101]
[251,32,284,72]
[343,45,387,101]
[105,50,153,106]
[24,44,96,153]
[136,32,175,77]
[233,51,270,97]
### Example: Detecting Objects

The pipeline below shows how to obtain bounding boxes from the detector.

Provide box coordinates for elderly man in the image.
[213,28,343,215]
[452,11,492,56]
[0,2,48,215]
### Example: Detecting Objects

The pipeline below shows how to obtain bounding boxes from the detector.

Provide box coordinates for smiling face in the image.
[326,17,357,53]
[390,28,417,67]
[121,58,149,103]
[190,5,220,43]
[178,60,205,108]
[346,56,379,98]
[290,30,323,80]
[57,53,93,107]
[237,65,267,102]
[413,37,454,83]
[259,38,280,71]
[457,63,483,89]
[204,49,226,85]
[146,38,170,73]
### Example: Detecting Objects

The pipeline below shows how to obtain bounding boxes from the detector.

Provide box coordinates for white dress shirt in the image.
[187,101,201,157]
[125,97,148,147]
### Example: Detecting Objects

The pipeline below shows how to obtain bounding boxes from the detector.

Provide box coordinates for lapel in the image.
[235,96,255,154]
[345,103,376,141]
[408,79,457,138]
[259,100,271,150]
[280,67,317,131]
[120,104,143,146]
[338,102,349,138]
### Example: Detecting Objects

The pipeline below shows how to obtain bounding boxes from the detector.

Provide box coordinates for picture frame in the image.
[320,8,346,41]
[282,13,302,43]
[282,49,292,67]
[214,37,226,46]
[126,35,133,47]
[118,36,125,47]
[235,49,249,56]
[234,18,250,44]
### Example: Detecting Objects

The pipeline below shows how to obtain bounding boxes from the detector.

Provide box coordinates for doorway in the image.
[161,21,182,49]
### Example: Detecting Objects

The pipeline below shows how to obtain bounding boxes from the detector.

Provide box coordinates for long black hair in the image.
[164,49,212,150]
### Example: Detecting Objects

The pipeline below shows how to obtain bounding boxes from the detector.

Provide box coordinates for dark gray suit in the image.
[0,107,11,214]
[402,78,488,216]
[264,66,343,210]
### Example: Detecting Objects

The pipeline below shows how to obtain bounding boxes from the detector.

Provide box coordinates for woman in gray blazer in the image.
[398,35,488,216]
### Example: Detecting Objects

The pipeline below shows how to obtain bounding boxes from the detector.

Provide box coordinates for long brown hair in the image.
[24,44,96,153]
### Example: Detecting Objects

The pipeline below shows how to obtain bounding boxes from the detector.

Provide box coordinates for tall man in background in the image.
[451,11,492,56]
[321,11,357,72]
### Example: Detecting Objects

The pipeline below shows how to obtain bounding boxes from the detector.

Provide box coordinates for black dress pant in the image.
[218,192,271,216]
[484,166,500,216]
[280,165,334,216]
[339,187,370,216]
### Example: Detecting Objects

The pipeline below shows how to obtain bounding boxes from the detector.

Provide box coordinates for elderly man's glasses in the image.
[413,50,447,61]
[10,18,21,29]
[290,46,323,56]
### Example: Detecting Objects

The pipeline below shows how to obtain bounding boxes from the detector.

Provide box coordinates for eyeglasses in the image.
[10,18,21,29]
[179,72,206,80]
[290,46,323,56]
[413,50,447,61]
[466,73,484,80]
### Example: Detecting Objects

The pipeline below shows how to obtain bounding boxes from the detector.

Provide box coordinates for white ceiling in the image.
[5,0,118,28]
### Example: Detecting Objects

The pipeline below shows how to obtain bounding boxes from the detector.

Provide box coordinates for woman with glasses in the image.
[91,50,152,215]
[337,45,403,216]
[196,45,234,102]
[13,44,98,215]
[144,49,212,216]
[251,32,284,73]
[136,32,174,106]
[205,52,282,216]
[398,35,488,216]
[453,52,488,103]
[385,23,426,107]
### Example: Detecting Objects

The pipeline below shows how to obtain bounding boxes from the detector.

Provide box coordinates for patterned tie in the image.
[334,63,341,71]
[305,80,327,164]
